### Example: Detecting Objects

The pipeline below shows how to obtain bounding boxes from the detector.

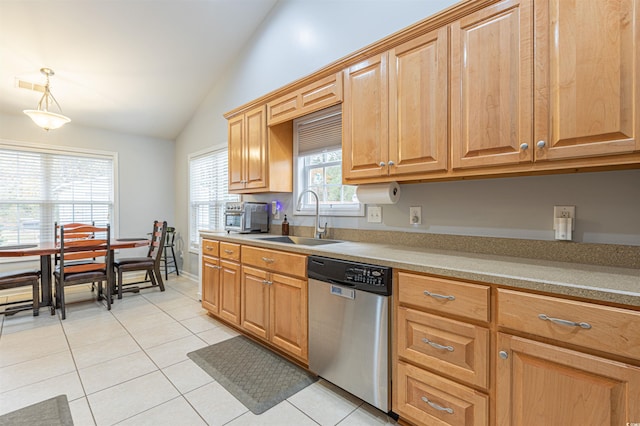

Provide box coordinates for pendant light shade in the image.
[23,68,71,131]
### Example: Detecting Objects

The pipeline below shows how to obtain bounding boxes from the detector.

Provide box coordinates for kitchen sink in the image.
[259,236,344,246]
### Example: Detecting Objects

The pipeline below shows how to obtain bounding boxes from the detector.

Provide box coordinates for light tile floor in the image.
[0,276,397,425]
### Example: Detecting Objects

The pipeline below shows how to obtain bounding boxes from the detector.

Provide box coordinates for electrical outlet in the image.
[553,206,575,228]
[367,206,382,223]
[410,206,422,225]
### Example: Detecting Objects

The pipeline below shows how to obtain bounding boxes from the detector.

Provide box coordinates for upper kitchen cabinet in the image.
[267,72,343,126]
[227,105,293,193]
[534,0,640,161]
[450,0,533,170]
[342,53,390,181]
[343,27,448,183]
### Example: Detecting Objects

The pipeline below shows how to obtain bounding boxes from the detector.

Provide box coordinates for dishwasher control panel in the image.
[308,255,392,296]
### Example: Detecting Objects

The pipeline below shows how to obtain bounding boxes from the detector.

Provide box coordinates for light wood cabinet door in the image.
[201,255,220,314]
[451,0,533,169]
[496,333,640,426]
[389,26,448,176]
[269,272,308,361]
[228,115,245,191]
[243,106,267,190]
[343,52,389,180]
[227,106,267,192]
[534,0,640,161]
[241,265,269,339]
[219,260,241,325]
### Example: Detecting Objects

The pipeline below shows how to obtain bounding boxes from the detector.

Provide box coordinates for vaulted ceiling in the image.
[0,0,279,140]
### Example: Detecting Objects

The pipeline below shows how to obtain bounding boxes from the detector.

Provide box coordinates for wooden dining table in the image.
[0,238,150,312]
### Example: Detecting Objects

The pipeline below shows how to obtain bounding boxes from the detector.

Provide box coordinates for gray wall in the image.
[176,0,640,276]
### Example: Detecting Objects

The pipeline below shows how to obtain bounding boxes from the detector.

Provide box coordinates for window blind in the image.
[297,107,342,155]
[189,148,238,250]
[0,145,114,245]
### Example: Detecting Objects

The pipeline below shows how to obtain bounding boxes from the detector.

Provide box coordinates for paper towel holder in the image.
[355,182,401,205]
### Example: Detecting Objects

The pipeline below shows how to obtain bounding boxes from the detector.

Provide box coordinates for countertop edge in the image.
[200,232,640,309]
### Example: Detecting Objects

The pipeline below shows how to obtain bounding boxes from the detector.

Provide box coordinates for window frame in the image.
[188,146,239,253]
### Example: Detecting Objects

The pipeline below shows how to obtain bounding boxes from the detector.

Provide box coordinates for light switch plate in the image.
[410,206,422,225]
[367,206,382,223]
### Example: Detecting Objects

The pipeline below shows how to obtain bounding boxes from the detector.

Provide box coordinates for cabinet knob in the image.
[379,162,386,167]
[537,140,547,149]
[499,350,509,360]
[520,143,529,150]
[388,160,395,166]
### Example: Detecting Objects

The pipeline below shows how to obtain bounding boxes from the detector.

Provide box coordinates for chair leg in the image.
[58,281,66,320]
[154,266,165,292]
[117,268,124,299]
[105,279,111,310]
[163,247,169,281]
[170,246,179,276]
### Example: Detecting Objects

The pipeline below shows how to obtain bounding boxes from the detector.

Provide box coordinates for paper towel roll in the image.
[355,182,401,204]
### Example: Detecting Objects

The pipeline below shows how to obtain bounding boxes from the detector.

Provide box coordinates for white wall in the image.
[0,111,175,261]
[175,0,640,276]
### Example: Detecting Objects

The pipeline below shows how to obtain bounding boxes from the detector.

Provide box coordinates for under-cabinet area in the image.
[201,234,640,426]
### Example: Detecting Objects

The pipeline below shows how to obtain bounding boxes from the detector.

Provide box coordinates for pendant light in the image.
[23,68,71,131]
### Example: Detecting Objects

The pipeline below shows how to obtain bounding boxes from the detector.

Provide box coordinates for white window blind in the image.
[0,144,114,245]
[189,148,238,250]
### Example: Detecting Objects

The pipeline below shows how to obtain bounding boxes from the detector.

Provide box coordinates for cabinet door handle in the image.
[422,337,454,352]
[215,265,222,270]
[262,279,273,285]
[520,142,529,150]
[388,160,395,166]
[423,290,455,301]
[224,249,234,254]
[538,314,592,329]
[421,396,454,414]
[261,257,275,264]
[536,140,547,149]
[379,161,386,167]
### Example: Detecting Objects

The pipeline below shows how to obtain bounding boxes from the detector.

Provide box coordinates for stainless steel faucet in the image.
[296,189,326,239]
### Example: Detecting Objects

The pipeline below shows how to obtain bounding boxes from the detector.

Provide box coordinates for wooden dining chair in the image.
[113,220,167,299]
[0,270,41,316]
[53,224,113,320]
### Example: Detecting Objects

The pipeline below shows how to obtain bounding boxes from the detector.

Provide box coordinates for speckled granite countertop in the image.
[200,232,640,308]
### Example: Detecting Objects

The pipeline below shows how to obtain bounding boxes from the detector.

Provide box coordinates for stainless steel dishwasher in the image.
[307,255,392,413]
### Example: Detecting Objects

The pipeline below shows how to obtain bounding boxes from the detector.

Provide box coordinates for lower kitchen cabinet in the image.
[241,264,308,361]
[201,240,220,314]
[219,259,241,325]
[393,271,491,425]
[496,332,640,425]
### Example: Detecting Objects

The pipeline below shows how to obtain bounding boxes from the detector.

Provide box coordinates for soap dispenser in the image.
[281,215,289,236]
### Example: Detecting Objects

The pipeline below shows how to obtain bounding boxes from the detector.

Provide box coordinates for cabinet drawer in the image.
[241,246,306,278]
[202,239,219,257]
[394,361,488,426]
[220,242,240,261]
[497,289,640,360]
[398,272,490,323]
[398,306,489,389]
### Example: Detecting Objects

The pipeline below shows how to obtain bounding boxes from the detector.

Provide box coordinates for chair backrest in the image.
[165,227,176,247]
[148,221,168,263]
[59,224,111,278]
[54,222,95,265]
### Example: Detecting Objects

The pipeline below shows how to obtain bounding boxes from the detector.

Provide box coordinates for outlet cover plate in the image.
[410,206,422,225]
[367,206,382,223]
